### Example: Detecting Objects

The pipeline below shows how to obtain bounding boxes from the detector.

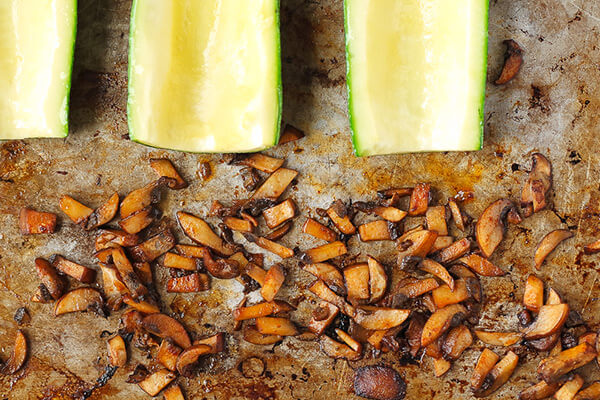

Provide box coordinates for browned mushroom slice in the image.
[335,329,362,353]
[138,369,176,396]
[432,357,452,377]
[524,275,544,313]
[471,348,500,390]
[175,344,212,376]
[118,206,157,234]
[302,218,337,242]
[476,199,516,258]
[521,153,552,215]
[448,265,482,302]
[163,252,198,271]
[59,195,94,224]
[262,199,296,229]
[107,335,127,367]
[378,187,413,199]
[495,39,523,85]
[573,382,600,400]
[538,342,597,384]
[133,262,152,285]
[344,263,370,300]
[223,216,253,233]
[579,332,597,347]
[419,259,454,290]
[522,304,569,339]
[432,280,470,308]
[149,158,187,189]
[300,241,347,263]
[245,262,267,286]
[326,201,356,235]
[358,220,395,242]
[250,168,298,200]
[255,317,298,336]
[84,192,119,230]
[278,124,305,144]
[554,375,584,400]
[519,380,562,400]
[54,288,104,316]
[19,208,57,234]
[354,307,410,330]
[303,263,345,295]
[307,303,338,337]
[112,247,147,298]
[474,331,523,347]
[426,206,448,235]
[373,206,407,223]
[396,277,440,299]
[167,273,210,293]
[584,239,600,255]
[434,238,471,264]
[129,229,176,262]
[177,212,233,256]
[123,295,160,314]
[261,264,285,301]
[163,384,185,400]
[193,333,225,354]
[354,365,406,399]
[421,304,467,347]
[458,254,505,276]
[408,183,430,216]
[237,154,284,173]
[367,256,387,303]
[534,229,573,270]
[156,338,182,371]
[397,229,438,261]
[95,228,140,251]
[243,324,283,345]
[142,314,191,349]
[448,200,466,231]
[233,301,293,321]
[1,330,27,374]
[405,314,426,357]
[51,255,96,283]
[99,264,127,310]
[442,325,473,360]
[243,233,294,259]
[473,351,519,397]
[265,222,292,244]
[308,279,356,317]
[34,258,66,300]
[429,236,454,254]
[320,335,361,361]
[120,181,163,219]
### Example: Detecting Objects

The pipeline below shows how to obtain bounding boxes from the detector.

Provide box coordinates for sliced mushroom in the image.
[19,208,57,234]
[34,258,67,300]
[584,239,600,255]
[95,228,140,251]
[523,274,544,313]
[421,304,467,347]
[442,325,473,360]
[449,264,482,302]
[308,302,339,336]
[250,168,298,201]
[278,124,305,144]
[177,212,233,256]
[358,220,396,242]
[534,229,573,270]
[522,304,569,339]
[243,233,294,259]
[129,229,176,262]
[308,279,356,317]
[142,314,191,349]
[320,335,361,361]
[302,218,337,242]
[378,187,413,199]
[100,264,128,309]
[367,256,388,303]
[238,153,284,173]
[84,192,119,230]
[255,317,298,336]
[118,206,158,234]
[473,351,519,397]
[573,381,600,400]
[303,263,345,296]
[408,183,430,216]
[397,229,438,261]
[495,39,523,85]
[396,277,440,299]
[406,313,426,357]
[176,344,212,376]
[262,199,296,229]
[163,252,198,271]
[354,365,406,400]
[471,348,500,390]
[202,249,241,279]
[476,199,515,258]
[107,335,127,367]
[448,200,466,231]
[243,324,283,345]
[326,200,356,235]
[137,369,176,397]
[51,255,96,284]
[54,288,104,316]
[344,263,370,300]
[157,338,182,371]
[122,296,160,314]
[223,216,254,233]
[149,158,187,189]
[59,195,94,224]
[458,254,505,276]
[260,264,285,301]
[166,273,210,293]
[432,357,452,377]
[120,181,162,219]
[474,330,523,347]
[419,259,454,290]
[163,384,186,400]
[112,247,147,299]
[354,307,410,330]
[373,206,407,223]
[519,380,562,400]
[335,329,362,353]
[425,206,448,235]
[522,153,552,215]
[244,263,267,286]
[432,280,470,309]
[1,330,27,374]
[554,375,584,400]
[194,332,225,354]
[300,241,347,264]
[538,342,597,383]
[134,262,152,286]
[434,238,471,264]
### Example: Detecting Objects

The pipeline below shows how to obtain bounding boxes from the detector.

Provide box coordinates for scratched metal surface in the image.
[1,0,600,399]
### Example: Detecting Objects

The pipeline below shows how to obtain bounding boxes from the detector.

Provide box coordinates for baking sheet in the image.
[2,0,600,398]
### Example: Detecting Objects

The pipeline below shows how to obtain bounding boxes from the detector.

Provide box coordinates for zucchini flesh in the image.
[0,0,76,140]
[344,0,488,156]
[128,0,282,153]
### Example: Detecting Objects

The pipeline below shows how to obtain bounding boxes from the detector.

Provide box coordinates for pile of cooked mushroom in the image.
[12,145,600,400]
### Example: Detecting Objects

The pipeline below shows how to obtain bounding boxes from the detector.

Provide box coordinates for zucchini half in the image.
[128,0,282,153]
[0,0,77,140]
[344,0,488,156]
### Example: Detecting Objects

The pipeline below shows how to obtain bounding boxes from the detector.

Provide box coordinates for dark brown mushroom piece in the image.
[495,39,523,85]
[354,365,406,400]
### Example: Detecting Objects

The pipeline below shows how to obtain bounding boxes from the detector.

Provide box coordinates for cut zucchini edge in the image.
[0,0,77,140]
[127,0,282,154]
[343,0,489,157]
